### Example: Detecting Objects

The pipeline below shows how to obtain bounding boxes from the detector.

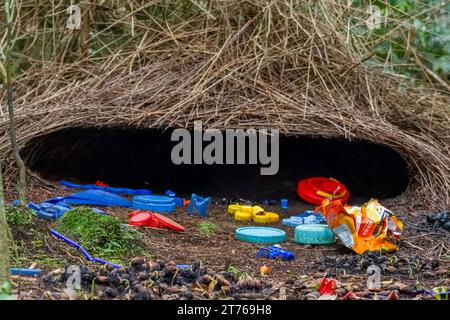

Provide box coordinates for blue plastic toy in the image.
[174,197,184,206]
[60,180,152,195]
[46,190,131,207]
[187,193,211,217]
[10,268,42,276]
[256,246,295,261]
[280,199,288,209]
[50,229,121,268]
[282,210,326,227]
[22,200,107,220]
[132,195,176,213]
[164,190,184,206]
[27,201,71,220]
[165,189,176,197]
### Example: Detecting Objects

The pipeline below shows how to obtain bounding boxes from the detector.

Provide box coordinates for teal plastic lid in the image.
[293,224,336,244]
[235,227,286,244]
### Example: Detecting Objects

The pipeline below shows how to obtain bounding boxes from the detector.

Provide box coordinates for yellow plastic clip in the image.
[227,204,279,223]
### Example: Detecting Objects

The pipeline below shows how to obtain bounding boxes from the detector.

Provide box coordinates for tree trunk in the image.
[0,162,10,287]
[5,0,27,206]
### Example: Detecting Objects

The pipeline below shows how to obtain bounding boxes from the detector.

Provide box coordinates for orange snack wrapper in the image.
[317,198,403,254]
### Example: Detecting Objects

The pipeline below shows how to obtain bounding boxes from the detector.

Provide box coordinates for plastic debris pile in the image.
[282,210,326,227]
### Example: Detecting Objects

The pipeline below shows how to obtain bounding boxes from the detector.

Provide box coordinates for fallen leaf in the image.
[304,279,320,289]
[192,282,208,292]
[381,279,394,287]
[435,268,448,276]
[388,282,409,291]
[208,278,218,292]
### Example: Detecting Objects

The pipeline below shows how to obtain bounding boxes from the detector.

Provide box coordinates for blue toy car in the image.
[256,246,295,260]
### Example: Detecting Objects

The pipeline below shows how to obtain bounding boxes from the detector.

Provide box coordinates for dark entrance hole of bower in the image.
[22,127,410,203]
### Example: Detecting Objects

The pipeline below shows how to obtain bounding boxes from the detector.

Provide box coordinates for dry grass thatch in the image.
[0,1,449,208]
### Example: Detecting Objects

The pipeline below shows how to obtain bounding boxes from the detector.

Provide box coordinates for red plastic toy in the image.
[318,277,338,295]
[95,180,109,187]
[297,177,349,205]
[129,210,185,232]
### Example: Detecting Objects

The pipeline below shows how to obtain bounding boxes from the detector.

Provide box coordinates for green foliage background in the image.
[352,0,449,83]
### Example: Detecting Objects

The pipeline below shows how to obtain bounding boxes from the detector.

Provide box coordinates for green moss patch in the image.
[55,207,146,262]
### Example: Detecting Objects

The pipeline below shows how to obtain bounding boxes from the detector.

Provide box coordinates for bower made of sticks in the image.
[0,1,449,208]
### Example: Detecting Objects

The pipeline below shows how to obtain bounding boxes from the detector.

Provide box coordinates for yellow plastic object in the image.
[228,204,252,214]
[228,204,240,214]
[253,212,279,223]
[235,211,252,221]
[316,189,347,199]
[227,204,279,224]
[251,206,265,215]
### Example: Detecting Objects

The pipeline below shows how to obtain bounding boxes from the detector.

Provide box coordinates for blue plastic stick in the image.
[46,190,131,207]
[424,290,450,298]
[10,268,42,276]
[176,264,193,270]
[49,229,122,268]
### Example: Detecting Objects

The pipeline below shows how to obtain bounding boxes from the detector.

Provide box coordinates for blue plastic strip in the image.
[424,290,450,297]
[49,229,122,269]
[176,264,193,270]
[60,180,152,195]
[46,190,131,207]
[10,268,42,276]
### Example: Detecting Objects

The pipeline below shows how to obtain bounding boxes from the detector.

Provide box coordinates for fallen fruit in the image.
[258,265,270,275]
